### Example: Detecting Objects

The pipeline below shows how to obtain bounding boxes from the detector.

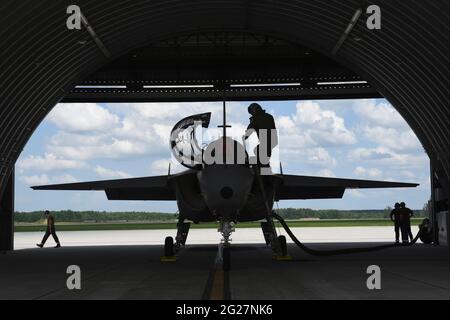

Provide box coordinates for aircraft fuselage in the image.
[169,164,280,223]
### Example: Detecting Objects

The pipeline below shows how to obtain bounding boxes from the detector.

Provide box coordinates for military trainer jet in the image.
[32,106,418,265]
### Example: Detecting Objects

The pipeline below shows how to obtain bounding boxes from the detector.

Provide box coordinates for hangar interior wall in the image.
[0,171,14,251]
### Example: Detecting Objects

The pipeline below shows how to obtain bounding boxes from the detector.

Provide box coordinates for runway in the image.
[2,226,449,300]
[13,226,417,250]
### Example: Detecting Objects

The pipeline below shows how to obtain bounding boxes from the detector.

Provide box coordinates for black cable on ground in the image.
[251,165,426,256]
[272,212,425,256]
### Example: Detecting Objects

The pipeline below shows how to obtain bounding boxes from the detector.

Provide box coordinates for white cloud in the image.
[316,169,336,177]
[17,153,87,171]
[277,101,356,150]
[115,102,207,121]
[353,166,382,178]
[42,101,354,169]
[368,170,384,179]
[19,174,50,185]
[52,174,78,184]
[348,147,393,161]
[150,159,168,175]
[48,103,120,132]
[346,189,367,198]
[348,147,428,169]
[294,101,356,146]
[149,156,196,175]
[399,170,416,179]
[48,134,151,160]
[352,99,424,155]
[353,99,406,128]
[276,116,315,149]
[45,102,250,161]
[282,147,337,169]
[19,173,77,186]
[362,126,421,152]
[94,166,131,179]
[353,166,366,176]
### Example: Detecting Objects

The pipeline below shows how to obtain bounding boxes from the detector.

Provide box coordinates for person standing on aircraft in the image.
[399,202,414,243]
[36,210,61,248]
[243,103,278,167]
[390,202,401,243]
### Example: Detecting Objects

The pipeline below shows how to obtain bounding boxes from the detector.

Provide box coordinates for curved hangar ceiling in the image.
[64,31,382,102]
[0,0,449,199]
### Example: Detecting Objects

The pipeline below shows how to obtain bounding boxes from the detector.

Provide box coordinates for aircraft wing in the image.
[31,175,175,200]
[275,174,419,200]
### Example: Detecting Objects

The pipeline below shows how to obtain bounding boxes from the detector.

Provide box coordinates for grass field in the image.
[14,218,423,232]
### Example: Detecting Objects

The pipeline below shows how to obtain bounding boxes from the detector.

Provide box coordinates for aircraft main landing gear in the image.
[161,236,177,262]
[278,235,287,256]
[164,236,174,256]
[261,214,292,260]
[175,221,191,250]
[254,167,291,260]
[161,219,191,262]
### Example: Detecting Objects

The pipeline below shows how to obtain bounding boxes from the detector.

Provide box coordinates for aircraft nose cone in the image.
[220,186,233,199]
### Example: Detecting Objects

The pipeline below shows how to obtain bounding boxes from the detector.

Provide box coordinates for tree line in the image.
[278,207,426,220]
[14,207,426,223]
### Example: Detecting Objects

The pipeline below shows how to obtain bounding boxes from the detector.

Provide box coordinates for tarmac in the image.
[1,227,449,300]
[13,226,410,249]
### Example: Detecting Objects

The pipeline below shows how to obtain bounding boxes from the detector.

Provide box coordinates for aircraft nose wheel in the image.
[164,236,175,257]
[217,220,235,270]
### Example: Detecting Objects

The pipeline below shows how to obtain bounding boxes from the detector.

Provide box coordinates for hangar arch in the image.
[0,0,448,249]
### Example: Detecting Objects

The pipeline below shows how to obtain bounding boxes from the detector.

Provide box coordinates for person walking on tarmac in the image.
[36,210,61,248]
[243,103,278,167]
[390,202,402,243]
[399,202,414,243]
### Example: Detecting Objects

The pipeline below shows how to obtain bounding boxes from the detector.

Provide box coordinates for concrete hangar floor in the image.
[1,241,449,300]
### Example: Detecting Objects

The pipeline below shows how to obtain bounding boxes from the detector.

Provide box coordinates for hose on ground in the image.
[252,166,428,256]
[272,211,426,256]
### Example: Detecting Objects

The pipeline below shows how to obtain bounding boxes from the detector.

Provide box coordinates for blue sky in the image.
[15,99,430,212]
